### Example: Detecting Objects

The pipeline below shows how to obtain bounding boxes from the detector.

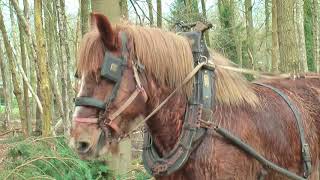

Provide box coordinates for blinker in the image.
[100,52,126,83]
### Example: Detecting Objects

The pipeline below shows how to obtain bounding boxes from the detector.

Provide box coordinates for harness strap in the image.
[254,82,312,178]
[75,97,106,110]
[73,117,98,124]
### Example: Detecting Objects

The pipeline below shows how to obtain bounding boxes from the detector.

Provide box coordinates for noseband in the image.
[74,32,148,136]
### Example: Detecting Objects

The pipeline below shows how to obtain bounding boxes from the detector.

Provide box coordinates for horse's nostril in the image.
[76,141,90,153]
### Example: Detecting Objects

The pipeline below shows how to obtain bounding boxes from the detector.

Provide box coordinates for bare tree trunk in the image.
[271,0,279,72]
[120,0,128,19]
[0,7,26,136]
[11,1,40,128]
[245,0,255,69]
[34,0,52,136]
[45,1,64,123]
[80,0,90,36]
[147,0,154,26]
[9,0,19,56]
[0,42,11,130]
[295,0,308,72]
[57,0,71,135]
[265,0,271,70]
[157,0,162,28]
[277,0,300,73]
[18,3,31,136]
[201,0,210,46]
[60,0,74,127]
[91,0,121,23]
[313,0,320,72]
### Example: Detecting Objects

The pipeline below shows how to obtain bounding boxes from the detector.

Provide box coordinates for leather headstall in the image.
[74,32,148,139]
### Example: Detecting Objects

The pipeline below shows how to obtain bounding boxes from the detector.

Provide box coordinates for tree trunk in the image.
[45,1,64,123]
[91,0,121,23]
[185,0,200,21]
[277,0,300,73]
[245,0,255,69]
[120,0,128,19]
[265,0,271,70]
[91,0,131,176]
[9,0,19,56]
[0,7,26,136]
[80,0,90,36]
[200,0,210,46]
[295,0,308,72]
[23,0,32,135]
[157,0,162,27]
[0,42,11,130]
[10,1,40,126]
[147,0,154,26]
[34,0,52,136]
[313,0,320,72]
[56,0,70,135]
[17,2,32,136]
[271,0,279,72]
[60,0,74,129]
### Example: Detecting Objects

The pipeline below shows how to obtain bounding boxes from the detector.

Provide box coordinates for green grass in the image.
[0,136,152,180]
[0,136,112,180]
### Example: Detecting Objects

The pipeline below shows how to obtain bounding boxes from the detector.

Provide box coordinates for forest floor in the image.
[0,134,10,170]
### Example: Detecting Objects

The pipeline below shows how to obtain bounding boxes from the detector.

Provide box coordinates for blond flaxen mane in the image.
[77,24,258,107]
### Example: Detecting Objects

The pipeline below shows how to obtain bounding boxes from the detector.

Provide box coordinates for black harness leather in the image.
[75,32,128,111]
[142,31,216,176]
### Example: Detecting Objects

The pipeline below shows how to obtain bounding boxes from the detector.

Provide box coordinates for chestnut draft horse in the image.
[70,13,320,180]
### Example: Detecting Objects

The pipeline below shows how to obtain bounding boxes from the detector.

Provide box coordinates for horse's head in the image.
[70,13,148,159]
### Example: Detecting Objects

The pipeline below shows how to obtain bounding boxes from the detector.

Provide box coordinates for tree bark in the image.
[60,0,74,127]
[0,42,11,130]
[9,0,19,56]
[265,0,271,70]
[271,0,279,72]
[120,0,128,19]
[147,0,154,26]
[80,0,90,36]
[157,0,162,27]
[45,1,64,123]
[10,0,37,64]
[201,0,210,46]
[277,0,299,73]
[91,0,121,23]
[56,0,70,135]
[34,0,52,136]
[245,0,255,69]
[0,7,26,136]
[295,0,308,72]
[18,1,32,136]
[313,0,320,72]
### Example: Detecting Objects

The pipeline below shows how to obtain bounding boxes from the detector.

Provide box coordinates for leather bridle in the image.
[74,32,148,138]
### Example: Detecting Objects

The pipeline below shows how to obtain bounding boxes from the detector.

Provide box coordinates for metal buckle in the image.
[152,163,168,175]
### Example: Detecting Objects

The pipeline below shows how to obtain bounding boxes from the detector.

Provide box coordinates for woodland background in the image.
[0,0,319,179]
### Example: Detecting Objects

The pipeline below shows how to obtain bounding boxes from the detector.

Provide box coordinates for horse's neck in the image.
[145,79,188,156]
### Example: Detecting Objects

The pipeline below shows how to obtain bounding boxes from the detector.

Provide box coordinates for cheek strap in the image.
[106,63,148,134]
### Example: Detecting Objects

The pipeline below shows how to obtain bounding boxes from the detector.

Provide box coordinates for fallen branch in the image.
[0,128,22,137]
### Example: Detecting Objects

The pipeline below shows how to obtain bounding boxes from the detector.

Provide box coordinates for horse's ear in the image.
[90,13,117,50]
